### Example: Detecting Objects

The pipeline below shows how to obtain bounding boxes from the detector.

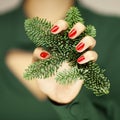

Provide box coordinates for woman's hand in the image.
[32,20,98,104]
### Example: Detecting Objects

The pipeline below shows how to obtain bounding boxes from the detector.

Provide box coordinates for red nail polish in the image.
[77,56,85,63]
[51,25,59,33]
[68,29,77,38]
[40,52,49,58]
[76,42,85,51]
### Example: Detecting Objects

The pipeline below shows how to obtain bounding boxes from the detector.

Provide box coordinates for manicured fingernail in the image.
[77,56,85,63]
[76,42,85,51]
[51,25,59,33]
[68,29,77,38]
[40,52,49,58]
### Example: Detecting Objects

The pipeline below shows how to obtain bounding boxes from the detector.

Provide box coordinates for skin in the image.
[5,0,97,104]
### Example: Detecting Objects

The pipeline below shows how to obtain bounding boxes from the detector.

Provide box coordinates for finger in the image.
[51,20,68,34]
[77,50,98,64]
[68,22,86,39]
[76,36,96,52]
[32,47,50,63]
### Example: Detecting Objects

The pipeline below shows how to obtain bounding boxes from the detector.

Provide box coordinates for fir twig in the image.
[23,7,110,96]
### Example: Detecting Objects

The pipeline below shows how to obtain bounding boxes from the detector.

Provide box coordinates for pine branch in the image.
[23,7,110,96]
[55,66,84,84]
[81,62,110,96]
[24,56,63,80]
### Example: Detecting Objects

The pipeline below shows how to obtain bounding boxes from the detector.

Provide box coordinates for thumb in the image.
[32,47,50,63]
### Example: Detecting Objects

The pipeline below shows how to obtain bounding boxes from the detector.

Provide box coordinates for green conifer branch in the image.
[56,66,85,84]
[24,7,110,96]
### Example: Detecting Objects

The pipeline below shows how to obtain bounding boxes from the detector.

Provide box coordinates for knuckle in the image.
[85,51,98,60]
[75,22,86,30]
[85,36,95,42]
[83,36,96,47]
[34,47,42,54]
[57,19,65,23]
[90,51,98,60]
[57,20,68,29]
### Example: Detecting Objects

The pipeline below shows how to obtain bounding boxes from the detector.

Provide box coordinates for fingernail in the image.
[77,56,85,63]
[76,42,85,51]
[51,25,59,33]
[40,52,49,58]
[68,29,77,38]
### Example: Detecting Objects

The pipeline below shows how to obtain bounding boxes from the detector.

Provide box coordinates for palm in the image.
[36,60,84,103]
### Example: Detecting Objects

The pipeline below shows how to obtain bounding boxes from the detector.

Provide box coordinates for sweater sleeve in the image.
[48,89,111,120]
